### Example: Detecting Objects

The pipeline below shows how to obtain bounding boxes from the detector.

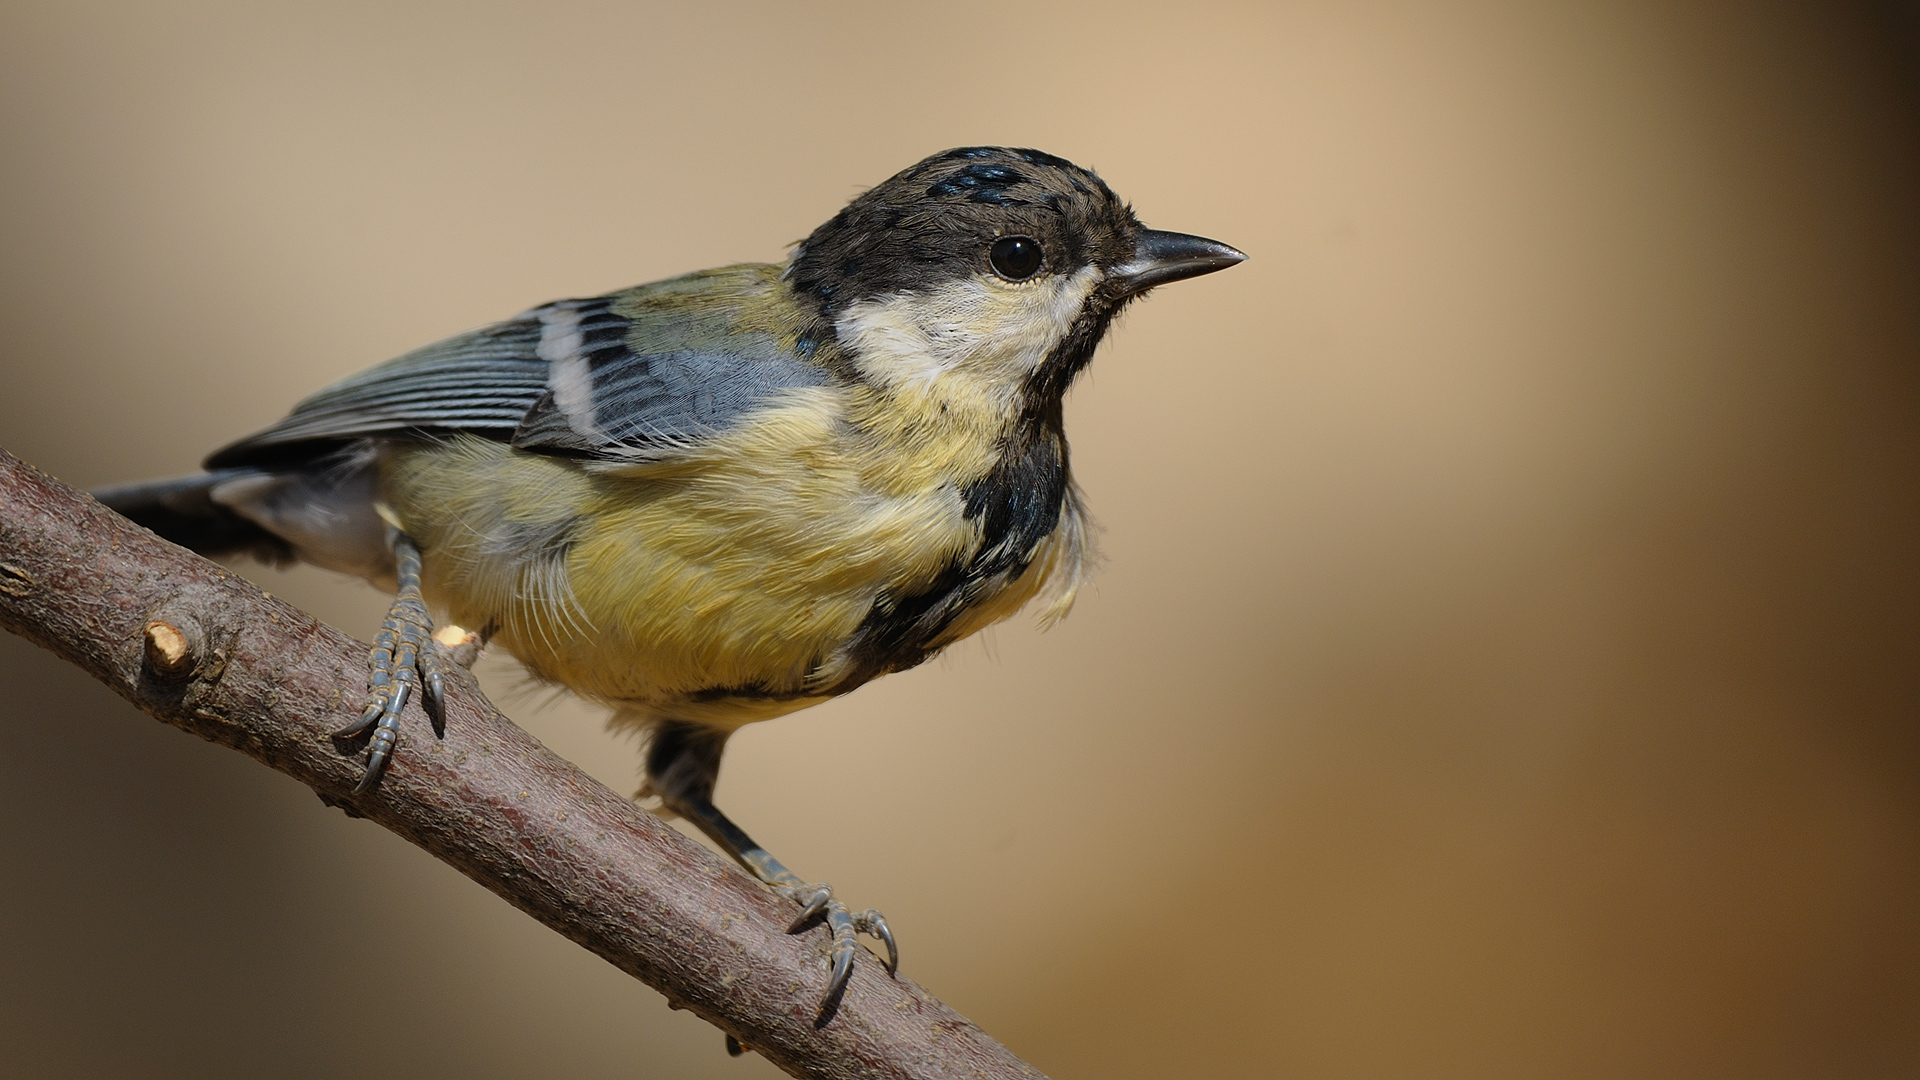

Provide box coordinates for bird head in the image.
[787,147,1244,406]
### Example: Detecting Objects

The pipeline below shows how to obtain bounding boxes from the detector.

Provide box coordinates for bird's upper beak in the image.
[1108,230,1246,297]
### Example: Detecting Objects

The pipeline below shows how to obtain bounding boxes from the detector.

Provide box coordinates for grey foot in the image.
[779,882,897,1007]
[332,534,451,792]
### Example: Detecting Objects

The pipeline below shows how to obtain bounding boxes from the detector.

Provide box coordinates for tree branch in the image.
[0,446,1044,1080]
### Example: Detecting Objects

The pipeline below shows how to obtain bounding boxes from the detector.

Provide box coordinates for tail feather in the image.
[92,471,294,565]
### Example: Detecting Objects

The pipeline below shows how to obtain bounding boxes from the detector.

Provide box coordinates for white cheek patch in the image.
[838,265,1104,392]
[537,303,598,438]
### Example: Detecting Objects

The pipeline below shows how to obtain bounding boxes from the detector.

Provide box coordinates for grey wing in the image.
[205,293,831,470]
[507,297,832,458]
[204,313,550,468]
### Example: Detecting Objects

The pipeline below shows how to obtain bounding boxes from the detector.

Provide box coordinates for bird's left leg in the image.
[333,530,464,793]
[645,720,897,1010]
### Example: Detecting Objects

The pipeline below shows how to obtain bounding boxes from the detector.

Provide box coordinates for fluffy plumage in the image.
[95,146,1243,1010]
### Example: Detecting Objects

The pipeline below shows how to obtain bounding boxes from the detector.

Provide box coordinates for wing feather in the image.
[205,269,835,470]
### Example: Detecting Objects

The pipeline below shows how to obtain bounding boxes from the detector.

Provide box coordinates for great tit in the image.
[95,146,1245,1008]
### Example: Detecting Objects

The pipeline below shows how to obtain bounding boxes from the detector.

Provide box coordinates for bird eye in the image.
[989,236,1044,280]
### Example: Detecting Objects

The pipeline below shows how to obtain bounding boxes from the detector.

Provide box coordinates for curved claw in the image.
[858,909,898,975]
[354,740,392,795]
[418,631,454,738]
[823,939,856,1006]
[333,702,382,740]
[787,885,832,933]
[423,670,447,738]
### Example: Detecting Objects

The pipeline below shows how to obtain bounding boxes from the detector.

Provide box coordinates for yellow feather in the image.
[377,266,1102,730]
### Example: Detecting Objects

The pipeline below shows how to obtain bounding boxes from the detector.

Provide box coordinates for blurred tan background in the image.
[2,2,1917,1077]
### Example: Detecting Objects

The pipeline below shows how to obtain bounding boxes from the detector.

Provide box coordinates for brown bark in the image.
[0,446,1045,1080]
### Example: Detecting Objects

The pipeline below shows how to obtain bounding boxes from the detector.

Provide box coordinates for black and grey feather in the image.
[511,297,831,457]
[208,289,834,470]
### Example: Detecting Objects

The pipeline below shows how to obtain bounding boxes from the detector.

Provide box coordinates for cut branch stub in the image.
[143,614,199,679]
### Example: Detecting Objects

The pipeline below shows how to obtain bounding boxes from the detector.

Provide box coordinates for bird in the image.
[94,146,1244,1013]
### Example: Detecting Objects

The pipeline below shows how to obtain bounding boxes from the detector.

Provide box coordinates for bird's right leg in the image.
[644,720,897,1013]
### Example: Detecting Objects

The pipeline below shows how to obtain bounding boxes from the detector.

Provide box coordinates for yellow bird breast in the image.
[377,385,1074,729]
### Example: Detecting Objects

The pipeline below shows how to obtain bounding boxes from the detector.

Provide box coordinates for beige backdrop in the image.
[2,2,1916,1077]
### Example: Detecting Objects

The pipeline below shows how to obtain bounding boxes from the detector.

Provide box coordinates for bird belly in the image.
[379,405,993,726]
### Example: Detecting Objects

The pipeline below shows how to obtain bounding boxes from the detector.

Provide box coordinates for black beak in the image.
[1109,230,1246,297]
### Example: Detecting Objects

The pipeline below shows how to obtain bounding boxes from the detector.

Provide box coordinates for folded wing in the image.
[206,277,831,471]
